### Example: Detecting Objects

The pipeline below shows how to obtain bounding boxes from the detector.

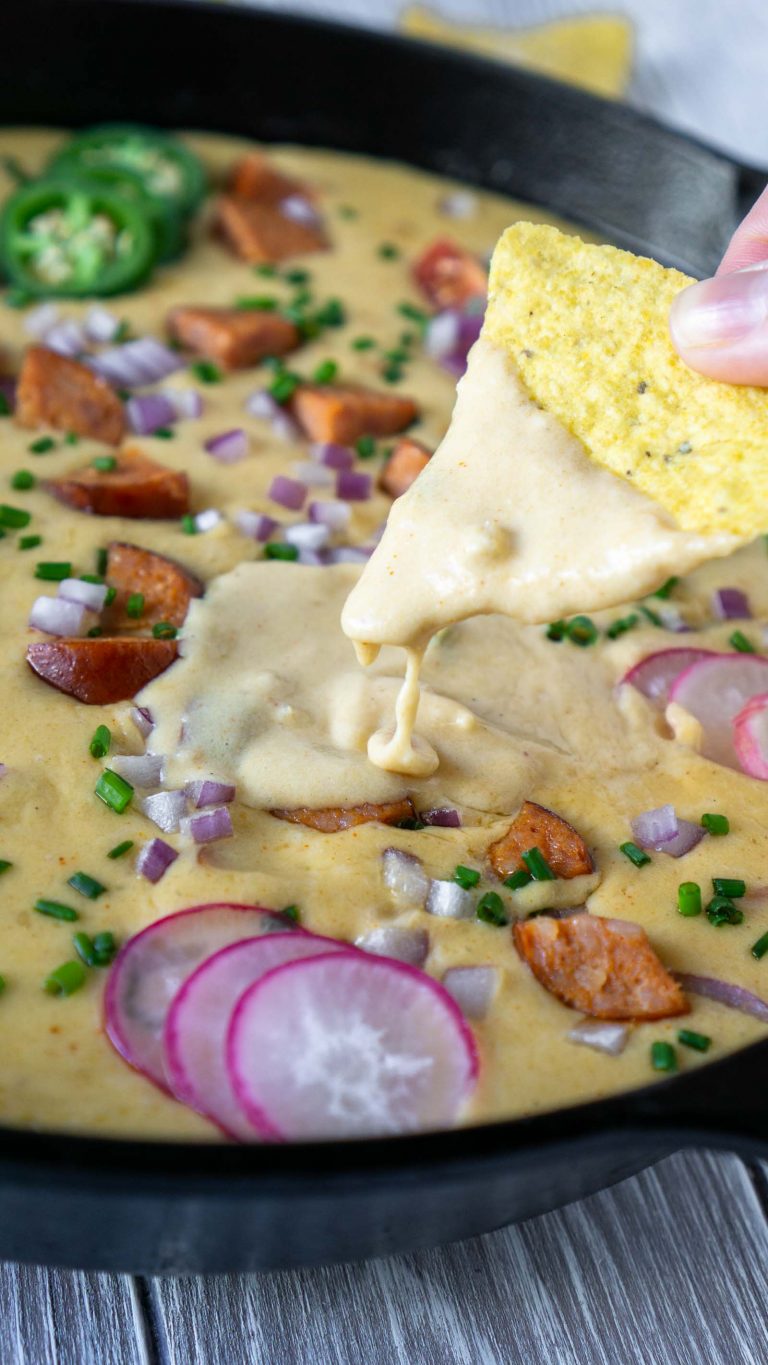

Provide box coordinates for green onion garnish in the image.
[504,869,532,890]
[67,871,106,900]
[751,930,768,960]
[154,427,175,440]
[44,960,86,996]
[19,534,41,550]
[92,455,117,472]
[191,360,221,384]
[181,513,198,535]
[0,393,9,417]
[606,613,639,640]
[476,891,509,926]
[650,1041,677,1072]
[11,470,35,490]
[0,860,12,876]
[620,841,651,868]
[566,615,598,647]
[125,592,144,619]
[34,561,71,581]
[397,301,428,327]
[382,363,403,384]
[269,371,300,404]
[338,205,358,220]
[285,268,310,285]
[677,1028,711,1053]
[80,573,104,585]
[107,839,134,860]
[453,865,480,890]
[64,431,79,445]
[73,931,98,967]
[677,882,702,917]
[96,547,108,576]
[712,877,745,898]
[639,604,662,626]
[653,577,679,599]
[705,896,744,927]
[253,262,278,277]
[729,629,755,654]
[395,818,426,830]
[0,503,31,529]
[264,543,299,561]
[152,621,177,639]
[89,724,111,759]
[235,295,277,311]
[546,620,567,642]
[95,769,133,814]
[522,847,556,881]
[701,812,729,836]
[34,898,79,922]
[378,242,400,259]
[312,359,338,385]
[92,931,116,964]
[28,436,56,454]
[0,974,6,995]
[315,298,346,328]
[280,904,301,924]
[87,627,102,638]
[351,336,375,351]
[355,436,376,459]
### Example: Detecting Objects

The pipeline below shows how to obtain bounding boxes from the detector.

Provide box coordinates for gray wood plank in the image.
[145,1151,768,1365]
[0,1265,151,1365]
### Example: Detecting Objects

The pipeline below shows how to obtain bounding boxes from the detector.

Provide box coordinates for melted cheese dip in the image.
[0,131,766,1140]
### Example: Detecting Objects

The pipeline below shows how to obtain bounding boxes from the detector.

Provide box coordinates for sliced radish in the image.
[165,932,349,1139]
[734,692,768,779]
[104,902,295,1089]
[227,953,478,1139]
[668,653,768,768]
[622,648,717,708]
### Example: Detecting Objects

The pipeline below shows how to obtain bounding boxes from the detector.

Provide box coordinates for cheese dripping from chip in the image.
[343,222,768,776]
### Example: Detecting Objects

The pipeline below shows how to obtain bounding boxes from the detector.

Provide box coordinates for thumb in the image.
[669,260,768,386]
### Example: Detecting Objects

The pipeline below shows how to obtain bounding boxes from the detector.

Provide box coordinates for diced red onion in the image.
[326,545,372,564]
[58,577,108,612]
[311,442,355,470]
[159,386,203,421]
[204,428,249,463]
[438,191,478,219]
[131,706,153,739]
[0,765,7,780]
[110,752,165,788]
[443,966,497,1019]
[269,475,307,511]
[140,789,187,833]
[421,808,461,828]
[439,310,484,378]
[381,848,429,906]
[280,194,320,226]
[298,549,327,566]
[336,470,371,502]
[235,510,279,542]
[28,595,91,637]
[84,305,120,344]
[126,392,178,436]
[657,605,690,633]
[631,804,678,849]
[425,310,461,361]
[45,319,87,358]
[568,1019,629,1055]
[355,925,429,968]
[292,461,334,488]
[678,973,768,1023]
[656,819,705,858]
[285,522,330,552]
[24,302,59,338]
[182,805,233,845]
[185,779,236,808]
[426,878,475,920]
[712,587,751,620]
[0,378,16,413]
[89,337,183,388]
[309,499,351,532]
[245,389,300,441]
[136,837,178,884]
[194,508,224,533]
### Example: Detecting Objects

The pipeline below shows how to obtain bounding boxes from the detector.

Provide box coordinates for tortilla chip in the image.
[485,223,768,537]
[400,8,633,100]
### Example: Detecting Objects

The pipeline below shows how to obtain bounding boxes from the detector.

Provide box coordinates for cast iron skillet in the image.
[1,0,767,1275]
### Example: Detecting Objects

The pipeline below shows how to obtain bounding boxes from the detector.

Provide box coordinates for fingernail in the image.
[670,269,768,349]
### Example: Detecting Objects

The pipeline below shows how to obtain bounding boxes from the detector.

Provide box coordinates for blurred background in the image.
[230,0,766,166]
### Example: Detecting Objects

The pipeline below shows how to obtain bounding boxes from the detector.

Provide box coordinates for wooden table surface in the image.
[5,1,768,1361]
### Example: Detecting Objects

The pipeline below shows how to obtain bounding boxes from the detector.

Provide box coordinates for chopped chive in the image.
[522,846,556,881]
[181,513,198,535]
[315,298,346,328]
[355,435,376,459]
[705,896,744,927]
[729,629,755,654]
[268,371,300,404]
[653,577,679,599]
[125,592,144,619]
[312,359,338,385]
[712,877,745,899]
[34,561,71,581]
[0,392,9,417]
[253,262,277,277]
[378,242,400,260]
[235,295,277,311]
[190,360,222,384]
[28,436,56,454]
[397,301,428,327]
[92,455,117,472]
[606,613,640,640]
[751,930,768,960]
[395,817,426,830]
[87,626,102,638]
[152,621,177,639]
[11,469,35,490]
[0,860,12,876]
[453,865,480,890]
[44,960,86,996]
[113,320,132,343]
[702,812,729,836]
[546,619,567,642]
[104,585,117,606]
[95,769,133,814]
[650,1040,677,1072]
[19,534,41,550]
[620,841,651,868]
[107,839,134,860]
[382,364,403,384]
[264,542,298,561]
[677,881,702,917]
[285,268,310,285]
[73,931,97,967]
[338,205,358,220]
[280,904,301,924]
[64,431,79,445]
[677,1028,711,1053]
[0,975,5,995]
[34,898,79,922]
[639,604,662,627]
[351,336,376,351]
[92,931,117,966]
[476,891,509,926]
[504,869,533,890]
[67,871,106,900]
[89,724,111,759]
[154,427,174,440]
[566,615,598,647]
[79,573,104,585]
[96,547,108,576]
[0,503,31,529]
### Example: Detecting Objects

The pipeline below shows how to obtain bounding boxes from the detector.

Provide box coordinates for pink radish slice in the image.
[105,902,296,1088]
[734,692,768,779]
[622,648,717,708]
[165,932,350,1139]
[668,653,768,769]
[228,952,478,1140]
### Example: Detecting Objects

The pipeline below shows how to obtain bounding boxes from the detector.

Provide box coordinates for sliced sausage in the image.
[26,637,178,705]
[379,437,431,498]
[271,798,417,833]
[513,914,689,1020]
[488,800,594,881]
[105,542,203,630]
[16,346,125,445]
[43,449,189,519]
[215,195,327,264]
[167,306,300,370]
[291,384,418,445]
[413,238,488,311]
[226,151,309,204]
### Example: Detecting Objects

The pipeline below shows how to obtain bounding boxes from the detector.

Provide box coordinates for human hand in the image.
[669,184,768,385]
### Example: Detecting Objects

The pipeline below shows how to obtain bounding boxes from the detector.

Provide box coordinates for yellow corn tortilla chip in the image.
[486,223,768,537]
[400,7,633,100]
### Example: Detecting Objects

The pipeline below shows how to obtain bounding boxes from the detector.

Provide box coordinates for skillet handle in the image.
[737,162,768,221]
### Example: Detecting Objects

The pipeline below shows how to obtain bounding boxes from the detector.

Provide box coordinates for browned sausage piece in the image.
[167,306,300,370]
[291,384,419,445]
[226,151,309,204]
[271,799,417,833]
[104,543,203,630]
[488,800,594,881]
[216,195,327,264]
[413,238,488,311]
[513,914,689,1020]
[26,637,178,705]
[16,346,125,445]
[379,437,431,498]
[43,449,189,519]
